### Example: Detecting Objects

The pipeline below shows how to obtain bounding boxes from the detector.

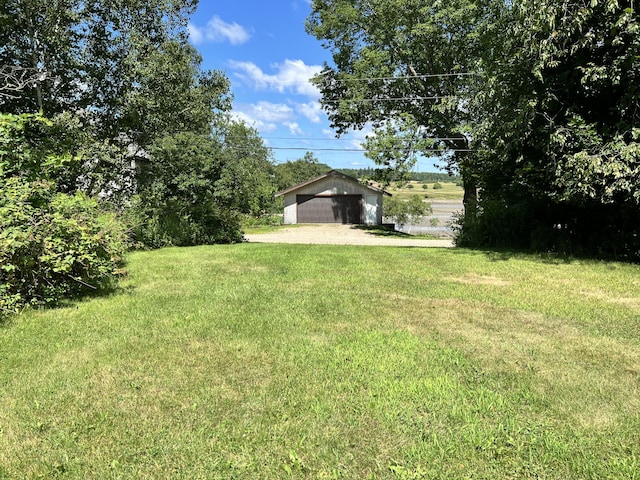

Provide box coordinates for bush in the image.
[383,195,432,226]
[129,196,243,248]
[131,132,245,248]
[241,213,284,229]
[433,182,443,189]
[1,179,128,316]
[0,113,128,317]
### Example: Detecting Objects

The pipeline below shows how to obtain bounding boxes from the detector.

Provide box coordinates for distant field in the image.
[388,181,464,201]
[1,245,639,478]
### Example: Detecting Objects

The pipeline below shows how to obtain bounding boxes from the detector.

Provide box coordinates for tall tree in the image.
[306,0,494,212]
[0,0,231,202]
[308,0,640,258]
[464,0,640,256]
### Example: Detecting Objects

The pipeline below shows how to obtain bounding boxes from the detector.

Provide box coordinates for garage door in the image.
[297,195,362,224]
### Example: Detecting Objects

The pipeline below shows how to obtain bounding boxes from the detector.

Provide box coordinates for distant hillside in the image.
[336,167,461,184]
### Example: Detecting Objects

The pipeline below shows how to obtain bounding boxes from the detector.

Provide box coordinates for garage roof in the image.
[275,170,391,197]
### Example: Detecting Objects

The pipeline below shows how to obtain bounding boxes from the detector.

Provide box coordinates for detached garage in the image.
[276,170,389,225]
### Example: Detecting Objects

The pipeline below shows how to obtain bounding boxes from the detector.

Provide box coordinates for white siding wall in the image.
[283,193,297,224]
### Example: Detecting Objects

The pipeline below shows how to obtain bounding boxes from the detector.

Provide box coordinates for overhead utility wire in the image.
[235,72,476,88]
[321,95,454,103]
[268,147,474,153]
[316,72,477,82]
[259,135,470,142]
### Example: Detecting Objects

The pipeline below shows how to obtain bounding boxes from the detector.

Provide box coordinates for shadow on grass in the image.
[0,278,135,327]
[351,224,441,240]
[453,245,616,265]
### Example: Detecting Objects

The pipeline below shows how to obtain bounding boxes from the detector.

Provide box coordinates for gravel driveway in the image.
[245,224,454,247]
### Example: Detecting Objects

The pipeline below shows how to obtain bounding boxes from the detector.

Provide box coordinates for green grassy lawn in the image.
[388,181,464,201]
[1,245,639,479]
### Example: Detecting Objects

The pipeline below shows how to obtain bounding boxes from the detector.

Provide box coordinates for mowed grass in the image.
[1,245,639,479]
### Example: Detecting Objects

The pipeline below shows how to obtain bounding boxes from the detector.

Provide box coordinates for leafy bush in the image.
[0,113,128,318]
[241,213,284,229]
[131,132,246,248]
[454,195,640,260]
[130,196,243,248]
[432,182,443,189]
[1,179,128,316]
[383,195,432,226]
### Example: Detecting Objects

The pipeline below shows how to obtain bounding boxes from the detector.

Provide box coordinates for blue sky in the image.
[188,1,440,171]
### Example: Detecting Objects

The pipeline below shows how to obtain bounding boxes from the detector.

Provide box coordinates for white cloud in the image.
[249,101,294,122]
[295,101,323,123]
[284,122,304,135]
[347,125,375,150]
[188,16,250,45]
[229,59,322,98]
[187,23,204,44]
[230,111,277,133]
[232,101,295,133]
[322,129,335,138]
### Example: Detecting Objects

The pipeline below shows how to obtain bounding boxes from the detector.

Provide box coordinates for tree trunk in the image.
[450,136,477,218]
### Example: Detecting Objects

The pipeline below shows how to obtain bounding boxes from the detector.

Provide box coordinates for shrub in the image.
[383,195,432,226]
[433,182,443,189]
[131,132,245,248]
[1,179,128,316]
[0,113,128,318]
[241,213,284,229]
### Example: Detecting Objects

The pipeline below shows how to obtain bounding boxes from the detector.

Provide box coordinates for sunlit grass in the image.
[388,181,464,201]
[1,245,639,478]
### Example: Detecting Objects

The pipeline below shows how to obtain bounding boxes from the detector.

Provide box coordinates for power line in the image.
[232,72,476,88]
[268,146,473,153]
[258,135,469,142]
[316,72,476,82]
[322,95,455,104]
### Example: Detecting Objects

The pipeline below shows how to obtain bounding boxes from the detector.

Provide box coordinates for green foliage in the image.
[131,131,246,247]
[383,195,432,226]
[0,1,232,206]
[213,120,277,215]
[309,0,640,259]
[362,114,436,185]
[466,1,640,258]
[432,182,443,189]
[339,168,461,186]
[241,213,284,229]
[274,152,331,191]
[0,185,128,315]
[307,0,482,194]
[0,114,127,316]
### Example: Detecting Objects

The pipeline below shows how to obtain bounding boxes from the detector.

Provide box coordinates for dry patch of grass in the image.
[446,273,511,286]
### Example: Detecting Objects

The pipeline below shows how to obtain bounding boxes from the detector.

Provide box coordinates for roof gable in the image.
[275,170,390,197]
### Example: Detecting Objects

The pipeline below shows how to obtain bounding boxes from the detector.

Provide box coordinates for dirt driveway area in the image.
[244,224,454,247]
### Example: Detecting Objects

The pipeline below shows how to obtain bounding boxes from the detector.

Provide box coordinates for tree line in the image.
[338,167,461,184]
